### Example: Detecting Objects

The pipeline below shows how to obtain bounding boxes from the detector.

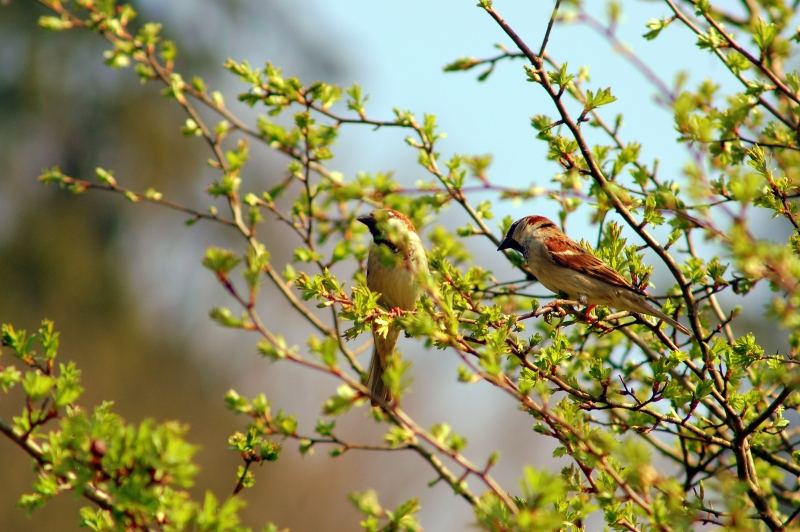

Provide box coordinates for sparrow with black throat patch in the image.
[357,209,430,405]
[497,215,690,335]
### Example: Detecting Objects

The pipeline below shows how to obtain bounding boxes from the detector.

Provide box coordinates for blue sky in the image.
[250,0,738,266]
[302,1,724,212]
[154,0,733,231]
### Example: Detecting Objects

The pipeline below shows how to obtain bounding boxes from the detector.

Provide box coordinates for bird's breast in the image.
[366,248,425,310]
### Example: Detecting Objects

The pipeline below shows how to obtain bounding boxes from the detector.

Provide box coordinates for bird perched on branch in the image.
[357,209,430,405]
[497,215,690,335]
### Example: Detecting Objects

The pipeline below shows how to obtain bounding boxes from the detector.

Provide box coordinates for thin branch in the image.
[0,417,116,514]
[663,0,797,132]
[741,386,795,438]
[576,11,676,102]
[43,174,238,228]
[538,0,563,57]
[698,7,800,106]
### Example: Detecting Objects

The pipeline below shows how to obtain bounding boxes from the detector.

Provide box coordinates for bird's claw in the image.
[577,304,615,333]
[534,299,572,318]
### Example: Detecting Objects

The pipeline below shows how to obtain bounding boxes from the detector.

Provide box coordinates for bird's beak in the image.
[357,214,378,237]
[497,235,523,252]
[497,235,514,251]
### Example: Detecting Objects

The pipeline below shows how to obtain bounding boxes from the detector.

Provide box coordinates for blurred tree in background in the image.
[0,3,228,530]
[0,1,360,530]
[2,0,800,530]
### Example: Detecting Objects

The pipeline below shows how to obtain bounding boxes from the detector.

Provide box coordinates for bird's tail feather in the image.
[651,308,691,336]
[367,327,400,406]
[633,296,691,336]
[367,348,391,406]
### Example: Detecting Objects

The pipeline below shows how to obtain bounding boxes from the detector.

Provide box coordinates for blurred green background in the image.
[0,2,356,529]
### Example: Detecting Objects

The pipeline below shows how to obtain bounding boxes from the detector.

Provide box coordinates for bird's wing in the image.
[544,236,641,293]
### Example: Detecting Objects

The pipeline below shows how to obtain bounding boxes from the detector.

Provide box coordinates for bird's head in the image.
[497,215,559,253]
[357,209,420,254]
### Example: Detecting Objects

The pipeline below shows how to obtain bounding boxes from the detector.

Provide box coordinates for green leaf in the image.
[695,379,714,399]
[181,118,202,137]
[643,17,673,40]
[202,248,241,274]
[94,167,117,186]
[37,166,67,185]
[0,366,21,392]
[234,465,255,490]
[443,57,480,72]
[308,336,338,368]
[315,419,335,437]
[257,336,295,360]
[54,362,83,406]
[38,16,73,31]
[385,497,421,530]
[430,422,467,452]
[80,506,115,530]
[322,385,359,416]
[349,490,382,517]
[730,333,764,369]
[22,372,55,401]
[260,440,281,461]
[196,492,246,531]
[38,320,59,360]
[224,389,252,414]
[753,19,778,51]
[384,426,414,448]
[207,173,241,197]
[584,87,617,112]
[210,307,248,329]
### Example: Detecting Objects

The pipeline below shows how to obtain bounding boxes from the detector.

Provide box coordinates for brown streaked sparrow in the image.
[497,215,690,335]
[357,209,430,405]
